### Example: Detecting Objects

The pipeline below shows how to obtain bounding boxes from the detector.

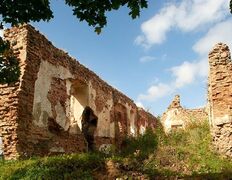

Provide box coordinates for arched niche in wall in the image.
[114,103,128,148]
[70,81,89,133]
[129,109,136,136]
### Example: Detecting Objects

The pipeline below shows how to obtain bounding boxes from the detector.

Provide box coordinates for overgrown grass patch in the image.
[0,121,231,179]
[143,120,232,178]
[0,153,104,180]
[120,128,158,161]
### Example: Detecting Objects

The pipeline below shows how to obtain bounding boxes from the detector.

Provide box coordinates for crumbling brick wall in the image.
[208,43,232,157]
[0,26,28,159]
[161,95,208,133]
[0,25,157,159]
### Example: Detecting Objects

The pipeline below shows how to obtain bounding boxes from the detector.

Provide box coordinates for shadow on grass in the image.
[146,169,232,180]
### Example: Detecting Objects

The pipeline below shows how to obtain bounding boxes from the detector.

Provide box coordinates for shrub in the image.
[121,128,158,161]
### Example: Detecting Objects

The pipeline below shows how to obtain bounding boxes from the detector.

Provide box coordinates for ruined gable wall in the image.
[208,43,232,157]
[161,95,208,133]
[1,25,157,159]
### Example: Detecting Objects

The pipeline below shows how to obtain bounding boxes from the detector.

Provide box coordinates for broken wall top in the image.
[168,95,181,109]
[4,24,137,107]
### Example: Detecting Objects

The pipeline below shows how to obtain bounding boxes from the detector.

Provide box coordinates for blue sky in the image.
[1,0,232,116]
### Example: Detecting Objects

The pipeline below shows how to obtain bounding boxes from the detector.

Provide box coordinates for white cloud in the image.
[176,0,228,32]
[171,59,208,88]
[139,56,156,63]
[136,101,145,109]
[193,19,232,55]
[136,1,231,104]
[0,30,3,37]
[135,5,177,47]
[138,83,172,102]
[137,58,208,102]
[136,0,230,47]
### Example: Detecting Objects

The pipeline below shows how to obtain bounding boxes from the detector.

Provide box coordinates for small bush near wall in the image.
[120,128,158,161]
[143,119,232,178]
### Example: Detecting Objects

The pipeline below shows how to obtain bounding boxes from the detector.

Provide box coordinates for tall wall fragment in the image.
[208,43,232,157]
[0,25,157,159]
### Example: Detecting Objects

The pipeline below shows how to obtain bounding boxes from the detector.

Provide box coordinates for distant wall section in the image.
[161,95,208,133]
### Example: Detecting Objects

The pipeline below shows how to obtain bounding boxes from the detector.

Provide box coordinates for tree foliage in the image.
[230,0,232,14]
[0,38,20,84]
[0,0,148,32]
[0,0,53,25]
[65,0,148,33]
[0,0,148,84]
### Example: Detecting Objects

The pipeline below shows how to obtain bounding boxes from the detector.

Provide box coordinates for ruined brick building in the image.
[162,43,232,157]
[0,25,157,160]
[0,25,231,159]
[161,95,208,133]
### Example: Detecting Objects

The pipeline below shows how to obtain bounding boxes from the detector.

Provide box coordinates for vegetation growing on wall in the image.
[0,38,20,84]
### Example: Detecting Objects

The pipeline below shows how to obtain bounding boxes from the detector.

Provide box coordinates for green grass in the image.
[0,153,104,180]
[0,121,231,179]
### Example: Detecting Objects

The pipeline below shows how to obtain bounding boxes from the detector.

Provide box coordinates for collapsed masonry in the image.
[0,25,157,160]
[208,43,232,157]
[161,95,208,133]
[162,43,232,157]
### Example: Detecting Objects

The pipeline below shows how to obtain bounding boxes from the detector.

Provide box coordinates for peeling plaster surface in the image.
[97,98,114,137]
[69,83,89,133]
[32,60,73,127]
[125,103,136,136]
[70,95,85,132]
[139,125,146,135]
[55,102,70,131]
[88,82,96,111]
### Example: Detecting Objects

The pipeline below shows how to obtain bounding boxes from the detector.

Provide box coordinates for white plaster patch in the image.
[214,115,232,126]
[66,80,72,96]
[33,60,73,128]
[55,102,70,131]
[126,104,137,137]
[140,125,146,135]
[97,98,114,137]
[88,81,96,111]
[69,82,89,134]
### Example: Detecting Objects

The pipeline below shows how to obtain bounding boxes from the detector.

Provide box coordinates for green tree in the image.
[0,38,20,84]
[230,0,232,13]
[0,0,148,84]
